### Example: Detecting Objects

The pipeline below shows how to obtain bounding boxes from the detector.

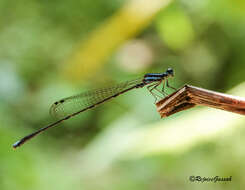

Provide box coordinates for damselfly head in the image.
[166,68,174,77]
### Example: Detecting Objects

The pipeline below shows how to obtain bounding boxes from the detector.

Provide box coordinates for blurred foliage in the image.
[156,4,195,50]
[1,0,245,189]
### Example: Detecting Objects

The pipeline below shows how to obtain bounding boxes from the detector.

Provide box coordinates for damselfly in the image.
[13,68,176,148]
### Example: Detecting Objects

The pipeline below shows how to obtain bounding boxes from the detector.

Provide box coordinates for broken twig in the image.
[156,85,245,118]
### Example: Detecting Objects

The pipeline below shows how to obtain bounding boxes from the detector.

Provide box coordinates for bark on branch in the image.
[156,85,245,118]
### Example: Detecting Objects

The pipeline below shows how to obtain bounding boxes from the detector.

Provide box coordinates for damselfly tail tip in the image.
[12,140,21,149]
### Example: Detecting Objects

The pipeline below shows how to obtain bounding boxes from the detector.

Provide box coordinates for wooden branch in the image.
[156,85,245,118]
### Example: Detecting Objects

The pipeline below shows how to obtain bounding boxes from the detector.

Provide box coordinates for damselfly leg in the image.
[147,82,162,102]
[166,79,177,90]
[147,81,169,102]
[161,79,176,96]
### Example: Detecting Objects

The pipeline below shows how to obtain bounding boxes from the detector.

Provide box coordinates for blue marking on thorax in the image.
[144,76,162,83]
[144,73,164,77]
[143,72,168,84]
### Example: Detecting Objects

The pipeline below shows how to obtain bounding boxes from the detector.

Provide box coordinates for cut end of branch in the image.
[156,85,245,118]
[156,85,194,118]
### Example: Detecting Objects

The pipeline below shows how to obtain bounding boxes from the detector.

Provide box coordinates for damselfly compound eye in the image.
[166,68,174,77]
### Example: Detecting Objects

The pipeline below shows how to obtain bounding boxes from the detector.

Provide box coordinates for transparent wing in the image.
[49,78,143,119]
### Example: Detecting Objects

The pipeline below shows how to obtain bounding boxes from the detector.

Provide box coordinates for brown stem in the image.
[156,85,245,118]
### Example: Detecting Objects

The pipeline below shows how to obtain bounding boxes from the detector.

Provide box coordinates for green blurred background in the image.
[1,0,245,189]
